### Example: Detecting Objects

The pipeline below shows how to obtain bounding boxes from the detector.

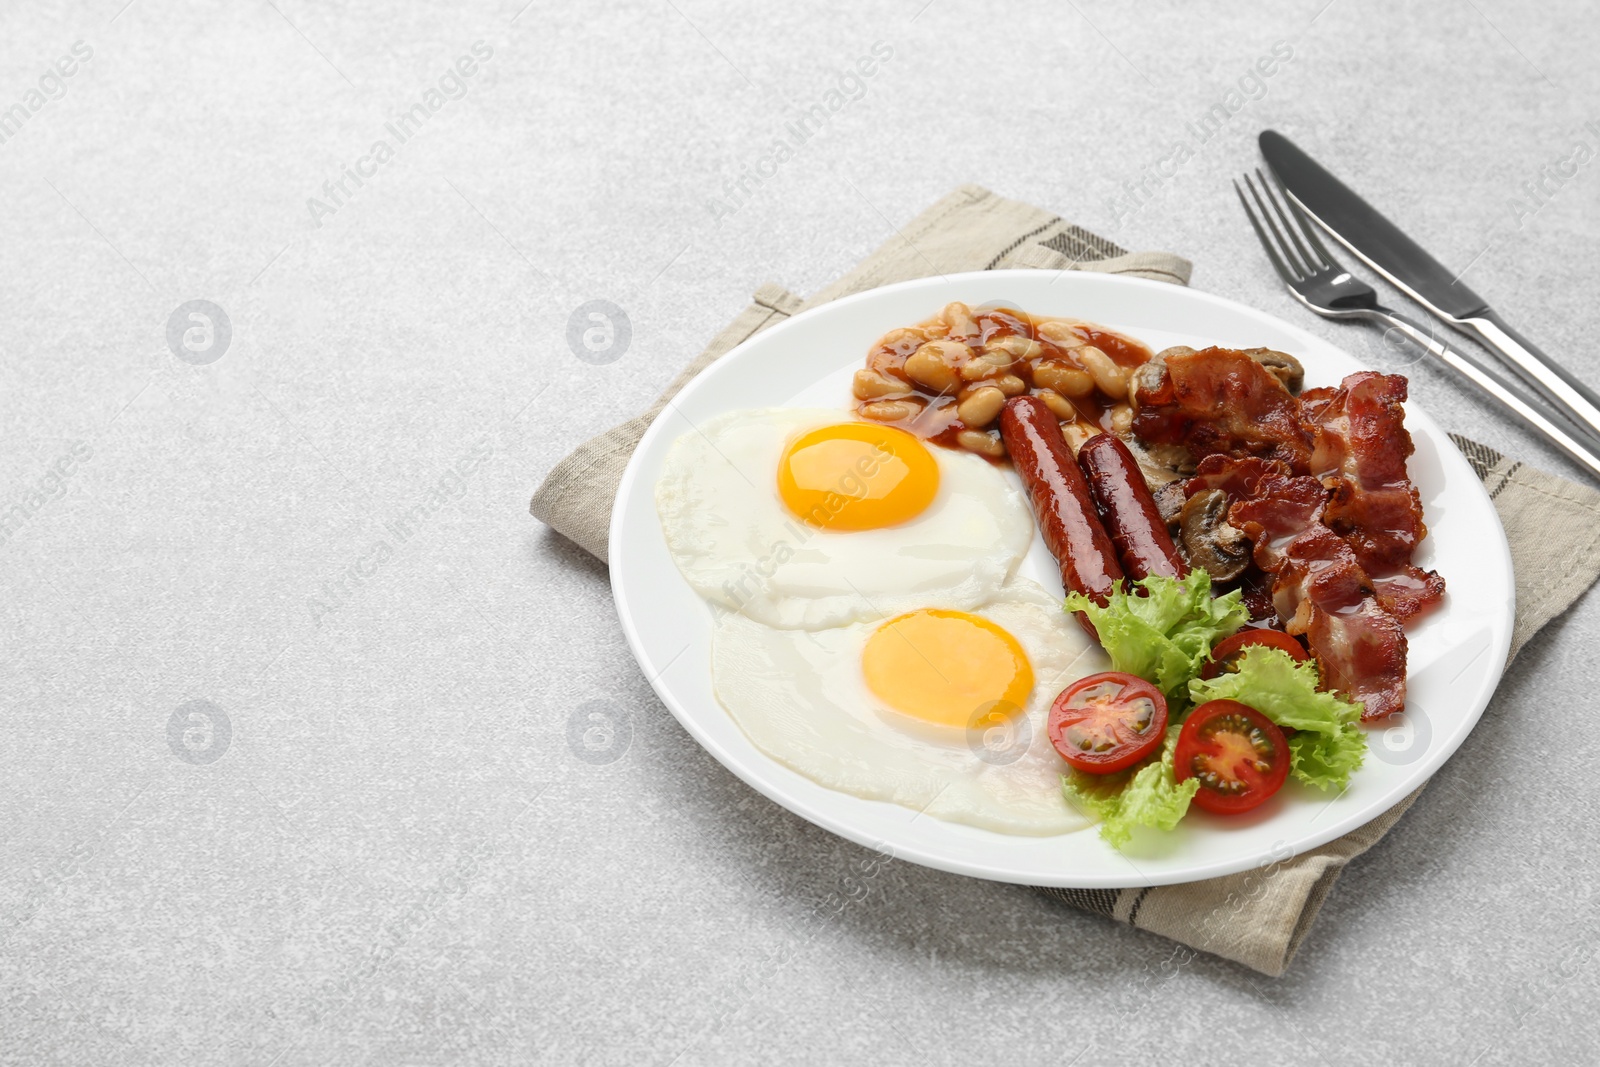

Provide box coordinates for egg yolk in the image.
[776,422,939,531]
[861,610,1034,730]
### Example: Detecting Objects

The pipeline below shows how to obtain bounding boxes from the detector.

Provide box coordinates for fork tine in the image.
[1242,172,1306,280]
[1233,178,1298,287]
[1269,169,1341,273]
[1254,168,1320,275]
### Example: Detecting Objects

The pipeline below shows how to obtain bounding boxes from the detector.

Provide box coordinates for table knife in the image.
[1260,129,1600,452]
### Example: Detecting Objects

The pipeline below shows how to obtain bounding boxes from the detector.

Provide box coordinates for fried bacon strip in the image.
[1302,372,1445,622]
[1131,347,1312,471]
[1190,455,1408,720]
[1277,528,1408,721]
[1303,373,1427,568]
[1369,567,1448,623]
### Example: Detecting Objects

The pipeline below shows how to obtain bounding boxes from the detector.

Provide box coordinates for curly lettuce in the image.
[1061,726,1198,849]
[1063,571,1249,701]
[1188,645,1367,791]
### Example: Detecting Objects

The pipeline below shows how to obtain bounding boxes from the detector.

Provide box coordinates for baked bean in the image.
[1077,345,1129,399]
[1036,388,1079,422]
[922,338,969,361]
[904,342,964,394]
[942,302,980,342]
[983,334,1042,364]
[1036,320,1086,345]
[1032,358,1095,398]
[957,386,1005,428]
[957,429,1004,457]
[865,349,909,383]
[1059,420,1096,454]
[852,368,908,400]
[1109,402,1134,435]
[960,358,1003,382]
[860,398,924,422]
[878,327,927,350]
[994,373,1028,397]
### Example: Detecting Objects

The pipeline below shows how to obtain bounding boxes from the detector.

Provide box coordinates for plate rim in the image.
[608,268,1514,888]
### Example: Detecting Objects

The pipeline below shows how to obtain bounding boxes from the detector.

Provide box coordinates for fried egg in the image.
[711,578,1103,835]
[655,408,1034,630]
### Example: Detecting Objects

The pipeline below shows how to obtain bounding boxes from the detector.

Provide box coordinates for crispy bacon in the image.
[1304,371,1430,572]
[1183,456,1293,623]
[1145,359,1443,719]
[1192,455,1408,720]
[1302,372,1445,624]
[1132,348,1312,471]
[1218,472,1327,574]
[1370,566,1448,623]
[1278,528,1408,720]
[1184,454,1288,499]
[1297,385,1339,424]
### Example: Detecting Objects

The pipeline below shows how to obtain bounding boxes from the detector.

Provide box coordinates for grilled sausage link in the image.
[1078,432,1189,582]
[998,398,1125,625]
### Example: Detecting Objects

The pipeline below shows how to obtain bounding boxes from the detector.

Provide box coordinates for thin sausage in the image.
[998,398,1124,630]
[1078,432,1189,581]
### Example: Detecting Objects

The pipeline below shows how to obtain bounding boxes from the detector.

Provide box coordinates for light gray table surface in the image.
[3,1,1597,1063]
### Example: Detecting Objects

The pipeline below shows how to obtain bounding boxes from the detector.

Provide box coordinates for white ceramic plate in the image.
[610,270,1513,888]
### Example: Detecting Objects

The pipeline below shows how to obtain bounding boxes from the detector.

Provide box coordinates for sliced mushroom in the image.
[1241,347,1304,394]
[1122,433,1195,483]
[1178,489,1251,582]
[1129,356,1169,406]
[1151,480,1188,529]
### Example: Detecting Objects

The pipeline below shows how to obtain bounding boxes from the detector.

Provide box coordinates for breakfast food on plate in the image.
[653,300,1445,848]
[998,396,1124,625]
[851,303,1152,458]
[1047,672,1169,774]
[1065,427,1187,582]
[655,404,1101,834]
[711,578,1098,835]
[1172,700,1291,815]
[846,303,1441,842]
[654,407,1033,630]
[1134,349,1444,719]
[1060,573,1365,844]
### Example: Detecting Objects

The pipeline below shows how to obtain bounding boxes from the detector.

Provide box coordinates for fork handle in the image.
[1377,310,1600,482]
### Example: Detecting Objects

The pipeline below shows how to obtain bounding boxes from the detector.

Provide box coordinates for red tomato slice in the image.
[1201,628,1308,680]
[1173,699,1290,814]
[1047,672,1168,774]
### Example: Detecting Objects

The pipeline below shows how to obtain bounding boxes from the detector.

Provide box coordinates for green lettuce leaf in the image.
[1063,571,1249,700]
[1187,645,1367,791]
[1061,725,1198,849]
[1284,730,1366,791]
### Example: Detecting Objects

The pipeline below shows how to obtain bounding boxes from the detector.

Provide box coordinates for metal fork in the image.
[1235,169,1600,481]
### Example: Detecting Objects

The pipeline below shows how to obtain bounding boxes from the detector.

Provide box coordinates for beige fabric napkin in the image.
[531,185,1600,976]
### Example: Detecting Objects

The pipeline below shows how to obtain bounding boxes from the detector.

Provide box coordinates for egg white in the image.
[655,407,1035,631]
[710,578,1107,835]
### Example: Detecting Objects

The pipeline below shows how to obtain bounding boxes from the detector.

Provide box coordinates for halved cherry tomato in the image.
[1201,628,1308,679]
[1048,672,1168,774]
[1173,699,1290,815]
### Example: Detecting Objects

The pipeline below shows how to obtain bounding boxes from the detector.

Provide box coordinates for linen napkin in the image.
[530,185,1600,976]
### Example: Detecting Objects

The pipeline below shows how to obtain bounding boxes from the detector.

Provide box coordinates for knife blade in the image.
[1260,129,1600,452]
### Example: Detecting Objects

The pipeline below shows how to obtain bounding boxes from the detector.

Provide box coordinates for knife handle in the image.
[1459,310,1600,455]
[1379,310,1600,482]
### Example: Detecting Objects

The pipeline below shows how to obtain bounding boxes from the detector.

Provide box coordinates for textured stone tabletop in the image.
[2,1,1597,1063]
